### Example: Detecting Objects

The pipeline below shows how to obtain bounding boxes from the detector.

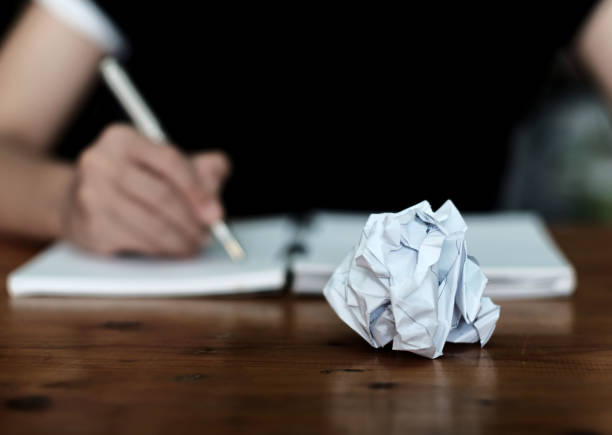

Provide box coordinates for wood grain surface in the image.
[0,227,611,435]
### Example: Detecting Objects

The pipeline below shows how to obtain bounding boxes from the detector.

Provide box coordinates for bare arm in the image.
[0,3,230,255]
[0,3,102,239]
[577,0,612,106]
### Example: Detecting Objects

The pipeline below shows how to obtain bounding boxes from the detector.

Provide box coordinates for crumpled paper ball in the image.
[323,200,500,359]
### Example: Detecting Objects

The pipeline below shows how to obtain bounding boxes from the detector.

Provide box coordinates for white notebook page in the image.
[292,211,575,299]
[8,217,294,297]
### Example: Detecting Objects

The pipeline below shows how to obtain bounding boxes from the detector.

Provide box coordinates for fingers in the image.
[191,151,231,223]
[66,196,157,256]
[116,165,204,243]
[66,124,231,257]
[199,198,224,223]
[123,136,230,227]
[71,172,202,257]
[101,126,231,221]
[123,135,206,216]
[106,189,202,257]
[192,151,232,195]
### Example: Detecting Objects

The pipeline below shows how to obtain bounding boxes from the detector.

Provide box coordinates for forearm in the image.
[0,3,115,241]
[0,137,74,239]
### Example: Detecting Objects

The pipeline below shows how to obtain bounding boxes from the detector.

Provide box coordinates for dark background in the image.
[0,1,597,217]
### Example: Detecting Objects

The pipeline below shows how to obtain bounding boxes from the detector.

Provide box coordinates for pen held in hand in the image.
[99,56,245,261]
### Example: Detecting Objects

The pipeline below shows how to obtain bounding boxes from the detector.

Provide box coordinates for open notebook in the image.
[8,217,293,297]
[7,211,575,299]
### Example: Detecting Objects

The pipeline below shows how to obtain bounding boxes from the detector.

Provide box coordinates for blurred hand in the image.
[62,124,230,256]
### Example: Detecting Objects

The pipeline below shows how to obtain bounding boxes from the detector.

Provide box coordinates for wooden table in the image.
[0,227,611,435]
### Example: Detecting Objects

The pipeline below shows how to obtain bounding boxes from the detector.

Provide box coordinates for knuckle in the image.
[163,145,182,159]
[78,148,100,173]
[78,148,115,180]
[101,123,133,143]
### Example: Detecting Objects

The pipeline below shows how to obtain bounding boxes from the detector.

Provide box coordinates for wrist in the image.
[38,162,76,239]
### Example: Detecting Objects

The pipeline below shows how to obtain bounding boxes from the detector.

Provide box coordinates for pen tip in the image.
[226,239,246,261]
[211,221,246,262]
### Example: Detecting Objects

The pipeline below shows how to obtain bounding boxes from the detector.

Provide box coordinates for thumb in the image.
[192,151,232,195]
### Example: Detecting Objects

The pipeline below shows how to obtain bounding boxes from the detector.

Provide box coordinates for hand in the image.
[190,149,232,227]
[62,124,230,256]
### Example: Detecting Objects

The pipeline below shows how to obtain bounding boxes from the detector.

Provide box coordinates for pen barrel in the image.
[99,57,168,144]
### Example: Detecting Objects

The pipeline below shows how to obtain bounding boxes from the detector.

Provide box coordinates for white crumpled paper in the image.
[323,200,500,359]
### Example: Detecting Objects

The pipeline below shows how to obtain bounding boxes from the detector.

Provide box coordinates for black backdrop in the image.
[0,1,597,217]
